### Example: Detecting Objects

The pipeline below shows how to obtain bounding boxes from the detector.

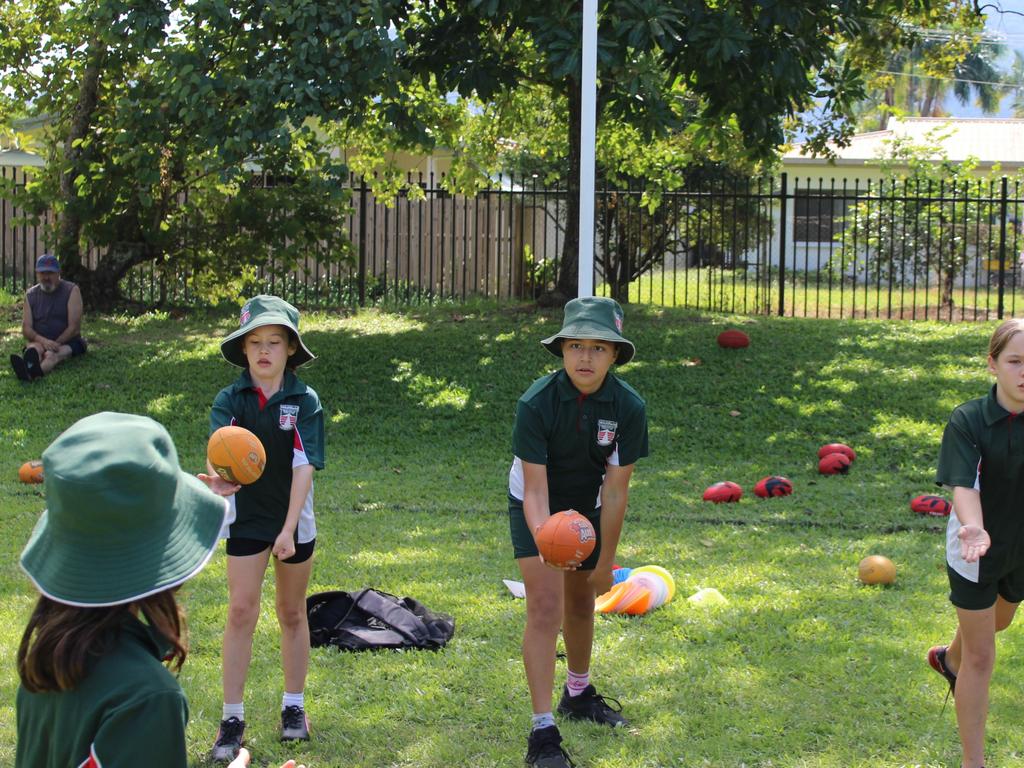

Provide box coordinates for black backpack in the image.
[306,588,455,652]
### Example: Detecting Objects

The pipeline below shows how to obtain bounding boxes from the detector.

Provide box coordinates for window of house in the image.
[793,192,849,243]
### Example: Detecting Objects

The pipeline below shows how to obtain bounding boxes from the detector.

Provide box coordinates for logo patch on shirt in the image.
[596,419,618,446]
[279,404,299,430]
[239,302,251,326]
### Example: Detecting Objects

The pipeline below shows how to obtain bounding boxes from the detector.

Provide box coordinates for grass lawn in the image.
[0,298,1018,767]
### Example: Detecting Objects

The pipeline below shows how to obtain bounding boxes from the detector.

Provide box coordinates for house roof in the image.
[784,117,1024,170]
[0,149,44,168]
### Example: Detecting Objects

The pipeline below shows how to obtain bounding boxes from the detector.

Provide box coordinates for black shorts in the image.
[508,495,602,571]
[947,563,1024,610]
[67,337,87,356]
[226,536,316,564]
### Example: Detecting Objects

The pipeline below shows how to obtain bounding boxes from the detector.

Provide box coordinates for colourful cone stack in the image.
[596,566,675,615]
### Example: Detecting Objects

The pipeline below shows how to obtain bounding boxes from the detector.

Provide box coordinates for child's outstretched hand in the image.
[228,748,306,768]
[958,524,991,563]
[197,472,241,497]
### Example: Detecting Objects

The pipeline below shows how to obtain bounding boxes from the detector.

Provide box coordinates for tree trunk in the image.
[941,267,956,311]
[75,242,151,309]
[56,37,105,272]
[556,80,582,300]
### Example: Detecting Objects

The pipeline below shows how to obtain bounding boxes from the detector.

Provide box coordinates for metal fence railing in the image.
[3,168,1023,321]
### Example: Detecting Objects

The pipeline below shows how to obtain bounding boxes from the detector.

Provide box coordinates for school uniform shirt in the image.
[211,369,325,543]
[937,384,1024,583]
[16,614,188,768]
[509,369,649,511]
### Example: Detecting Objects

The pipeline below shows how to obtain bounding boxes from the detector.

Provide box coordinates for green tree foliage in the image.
[848,4,1001,130]
[831,128,1022,311]
[1003,50,1024,118]
[352,0,966,299]
[0,0,407,306]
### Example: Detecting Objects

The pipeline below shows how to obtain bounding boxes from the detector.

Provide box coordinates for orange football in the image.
[207,426,266,485]
[18,460,44,484]
[535,510,597,568]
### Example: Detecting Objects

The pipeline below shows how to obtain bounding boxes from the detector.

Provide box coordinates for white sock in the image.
[531,712,556,731]
[566,669,590,697]
[223,702,244,721]
[282,691,305,711]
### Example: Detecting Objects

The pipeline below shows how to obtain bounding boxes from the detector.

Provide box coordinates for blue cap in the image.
[35,254,60,273]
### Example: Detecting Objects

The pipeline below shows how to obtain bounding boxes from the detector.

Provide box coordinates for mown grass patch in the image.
[0,302,1010,767]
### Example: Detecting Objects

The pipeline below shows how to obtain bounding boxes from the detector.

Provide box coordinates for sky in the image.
[950,0,1024,117]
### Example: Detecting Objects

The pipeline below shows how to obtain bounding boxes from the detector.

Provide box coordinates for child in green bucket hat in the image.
[15,412,304,768]
[507,296,649,767]
[198,295,325,761]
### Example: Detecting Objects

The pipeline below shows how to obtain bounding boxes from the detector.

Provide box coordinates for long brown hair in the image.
[17,590,188,693]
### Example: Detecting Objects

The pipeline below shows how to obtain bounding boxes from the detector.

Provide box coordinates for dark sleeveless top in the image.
[27,280,79,342]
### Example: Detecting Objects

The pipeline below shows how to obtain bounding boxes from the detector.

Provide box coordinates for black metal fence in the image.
[3,166,1024,321]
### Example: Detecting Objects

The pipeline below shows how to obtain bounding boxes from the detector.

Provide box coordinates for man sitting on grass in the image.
[10,254,86,383]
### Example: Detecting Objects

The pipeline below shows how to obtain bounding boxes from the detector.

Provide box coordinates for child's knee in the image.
[563,597,594,623]
[961,643,996,673]
[526,596,563,631]
[226,599,260,629]
[275,602,307,630]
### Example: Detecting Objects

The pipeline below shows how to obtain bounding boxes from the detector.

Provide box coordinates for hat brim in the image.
[541,322,635,365]
[220,313,315,369]
[20,473,227,607]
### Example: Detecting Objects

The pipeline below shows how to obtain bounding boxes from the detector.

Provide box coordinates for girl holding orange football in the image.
[508,296,648,768]
[199,295,325,762]
[16,412,303,768]
[929,317,1024,768]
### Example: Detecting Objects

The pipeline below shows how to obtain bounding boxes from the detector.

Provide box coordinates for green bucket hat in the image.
[220,295,315,369]
[541,296,636,365]
[20,412,227,607]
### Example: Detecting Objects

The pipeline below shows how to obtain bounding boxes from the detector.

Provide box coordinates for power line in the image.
[876,69,1023,90]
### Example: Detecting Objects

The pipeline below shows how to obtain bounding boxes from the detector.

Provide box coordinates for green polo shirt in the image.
[16,614,188,768]
[937,384,1024,583]
[510,369,648,511]
[211,369,325,543]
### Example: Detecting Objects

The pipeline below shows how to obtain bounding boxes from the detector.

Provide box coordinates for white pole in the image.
[578,0,597,298]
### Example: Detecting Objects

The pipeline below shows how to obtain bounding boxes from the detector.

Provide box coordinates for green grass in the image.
[0,302,1017,767]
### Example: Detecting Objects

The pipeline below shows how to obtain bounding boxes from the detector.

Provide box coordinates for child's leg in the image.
[518,556,564,714]
[562,569,596,677]
[947,595,1018,673]
[274,555,314,694]
[953,604,999,768]
[223,550,272,703]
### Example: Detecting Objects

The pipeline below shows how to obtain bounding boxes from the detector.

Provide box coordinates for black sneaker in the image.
[557,684,628,728]
[10,354,31,382]
[210,717,245,762]
[280,705,311,741]
[22,347,42,380]
[928,645,957,695]
[525,725,574,768]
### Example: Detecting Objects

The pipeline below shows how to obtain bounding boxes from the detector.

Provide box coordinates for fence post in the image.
[358,177,368,307]
[777,173,788,316]
[998,175,1008,320]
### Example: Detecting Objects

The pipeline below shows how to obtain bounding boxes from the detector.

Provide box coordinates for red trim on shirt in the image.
[77,745,102,768]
